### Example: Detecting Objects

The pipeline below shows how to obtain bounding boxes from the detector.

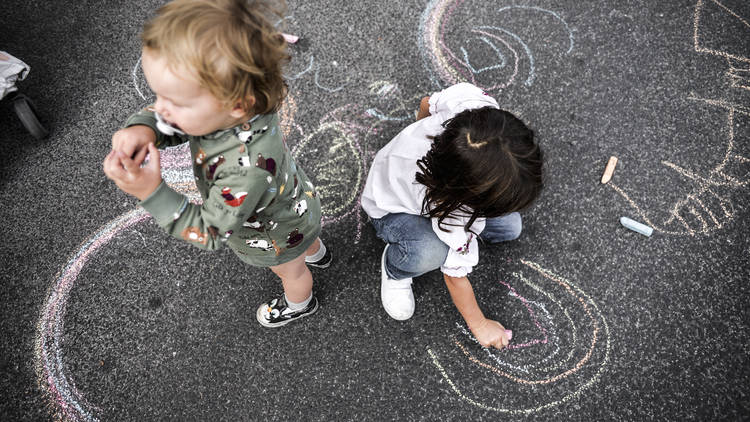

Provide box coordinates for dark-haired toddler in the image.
[361,83,544,350]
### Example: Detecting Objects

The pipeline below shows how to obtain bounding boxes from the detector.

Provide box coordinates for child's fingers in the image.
[492,321,509,349]
[132,143,149,166]
[145,143,161,171]
[104,149,115,161]
[103,151,126,180]
[121,143,137,160]
[103,149,118,172]
[119,151,141,173]
[493,336,505,350]
[111,133,122,151]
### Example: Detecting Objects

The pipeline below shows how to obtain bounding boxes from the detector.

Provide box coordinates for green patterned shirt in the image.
[126,108,322,267]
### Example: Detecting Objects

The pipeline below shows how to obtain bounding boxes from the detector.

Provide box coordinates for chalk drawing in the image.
[290,106,369,229]
[728,60,750,91]
[131,56,148,101]
[283,87,426,241]
[608,2,750,236]
[368,80,399,98]
[286,55,345,93]
[694,0,750,63]
[609,97,749,236]
[694,0,750,91]
[419,0,574,91]
[35,139,204,421]
[428,260,610,414]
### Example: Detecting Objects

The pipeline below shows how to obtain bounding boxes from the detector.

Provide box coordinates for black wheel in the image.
[12,93,49,140]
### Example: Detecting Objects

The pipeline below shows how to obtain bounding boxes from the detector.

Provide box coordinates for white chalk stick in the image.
[281,33,299,44]
[505,330,513,341]
[601,156,618,184]
[620,216,653,237]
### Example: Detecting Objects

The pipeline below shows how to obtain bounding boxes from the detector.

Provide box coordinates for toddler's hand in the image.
[416,96,431,121]
[111,125,157,164]
[103,143,162,201]
[470,318,510,350]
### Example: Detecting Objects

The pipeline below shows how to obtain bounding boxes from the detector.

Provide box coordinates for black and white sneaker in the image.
[305,246,333,269]
[256,295,319,328]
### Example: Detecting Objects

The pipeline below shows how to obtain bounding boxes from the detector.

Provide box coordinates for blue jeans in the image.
[370,212,522,280]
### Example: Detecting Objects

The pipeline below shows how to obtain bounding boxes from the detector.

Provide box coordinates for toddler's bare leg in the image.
[269,252,313,303]
[304,237,321,257]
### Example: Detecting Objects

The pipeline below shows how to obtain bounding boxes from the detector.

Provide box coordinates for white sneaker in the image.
[380,245,415,320]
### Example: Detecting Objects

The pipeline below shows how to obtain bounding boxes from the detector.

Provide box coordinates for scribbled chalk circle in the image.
[420,0,575,91]
[292,120,364,220]
[428,260,610,414]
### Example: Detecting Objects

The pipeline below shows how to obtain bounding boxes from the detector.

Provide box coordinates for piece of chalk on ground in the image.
[505,330,513,341]
[601,156,618,184]
[281,33,299,44]
[620,216,653,237]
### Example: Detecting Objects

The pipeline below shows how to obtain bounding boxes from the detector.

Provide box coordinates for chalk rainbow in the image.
[428,260,611,414]
[419,0,574,91]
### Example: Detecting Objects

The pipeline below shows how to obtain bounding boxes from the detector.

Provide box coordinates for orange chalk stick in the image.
[601,156,618,184]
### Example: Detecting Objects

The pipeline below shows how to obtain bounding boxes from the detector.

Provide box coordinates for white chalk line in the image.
[131,56,148,101]
[496,5,575,54]
[610,96,749,236]
[694,0,750,63]
[428,260,610,414]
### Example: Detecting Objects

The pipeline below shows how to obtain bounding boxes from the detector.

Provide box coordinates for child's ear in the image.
[230,96,256,118]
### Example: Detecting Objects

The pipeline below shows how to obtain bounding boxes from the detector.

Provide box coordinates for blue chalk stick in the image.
[620,217,653,237]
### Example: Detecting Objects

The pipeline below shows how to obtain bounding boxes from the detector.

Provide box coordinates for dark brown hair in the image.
[415,106,544,232]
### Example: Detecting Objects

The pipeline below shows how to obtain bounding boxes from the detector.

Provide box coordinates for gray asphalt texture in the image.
[2,0,749,420]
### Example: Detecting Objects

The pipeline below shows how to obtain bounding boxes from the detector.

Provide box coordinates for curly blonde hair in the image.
[141,0,289,115]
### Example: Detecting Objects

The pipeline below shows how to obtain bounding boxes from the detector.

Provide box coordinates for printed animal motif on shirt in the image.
[304,181,317,198]
[292,175,299,198]
[293,199,308,216]
[181,226,208,245]
[206,156,225,180]
[195,148,207,165]
[237,125,268,143]
[255,153,276,175]
[286,228,304,248]
[243,216,264,231]
[245,239,274,251]
[221,187,247,207]
[243,216,278,232]
[279,173,288,194]
[272,239,284,256]
[238,156,252,167]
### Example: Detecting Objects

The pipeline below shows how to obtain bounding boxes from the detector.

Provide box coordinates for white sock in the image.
[304,240,327,262]
[285,292,313,311]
